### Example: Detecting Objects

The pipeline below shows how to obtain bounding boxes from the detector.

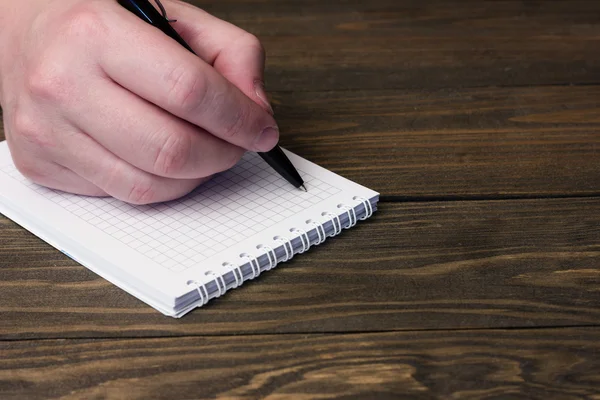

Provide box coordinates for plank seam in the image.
[2,324,599,343]
[267,81,600,94]
[380,193,600,203]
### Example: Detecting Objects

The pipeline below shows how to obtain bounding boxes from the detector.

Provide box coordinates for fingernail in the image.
[254,80,274,115]
[255,126,279,151]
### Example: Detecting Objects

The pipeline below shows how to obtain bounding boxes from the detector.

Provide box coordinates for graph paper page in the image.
[0,141,378,306]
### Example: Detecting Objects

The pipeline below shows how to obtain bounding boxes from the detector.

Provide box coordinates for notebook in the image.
[0,141,379,317]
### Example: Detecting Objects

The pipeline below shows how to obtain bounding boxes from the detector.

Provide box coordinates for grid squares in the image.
[0,152,341,272]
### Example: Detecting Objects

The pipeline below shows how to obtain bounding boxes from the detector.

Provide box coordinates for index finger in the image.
[98,3,279,152]
[164,1,273,114]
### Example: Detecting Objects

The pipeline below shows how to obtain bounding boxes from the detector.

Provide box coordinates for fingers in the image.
[165,1,273,114]
[53,129,207,204]
[5,114,107,196]
[15,158,107,197]
[64,76,245,180]
[38,163,107,196]
[99,2,279,152]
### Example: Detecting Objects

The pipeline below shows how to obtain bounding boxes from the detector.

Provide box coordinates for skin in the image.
[0,0,278,204]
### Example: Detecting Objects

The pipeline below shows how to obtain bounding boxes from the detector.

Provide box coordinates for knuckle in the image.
[152,133,191,177]
[242,33,265,55]
[59,1,107,41]
[11,112,53,148]
[126,178,156,205]
[101,162,156,205]
[13,157,47,183]
[25,64,70,103]
[166,66,208,113]
[26,3,105,103]
[24,3,107,104]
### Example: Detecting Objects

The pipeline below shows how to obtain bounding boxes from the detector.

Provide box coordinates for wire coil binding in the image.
[192,195,374,309]
[257,244,277,271]
[239,253,261,279]
[290,227,311,253]
[339,204,357,229]
[307,219,326,245]
[353,196,373,220]
[323,211,342,236]
[224,261,243,288]
[274,236,294,262]
[205,270,226,297]
[187,279,209,306]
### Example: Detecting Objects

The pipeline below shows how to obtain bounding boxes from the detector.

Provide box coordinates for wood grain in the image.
[2,85,599,197]
[271,85,600,197]
[186,0,600,91]
[1,0,600,397]
[1,198,599,339]
[1,327,599,399]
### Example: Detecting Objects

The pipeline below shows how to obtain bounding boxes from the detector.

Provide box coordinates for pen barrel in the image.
[259,148,304,188]
[117,0,195,53]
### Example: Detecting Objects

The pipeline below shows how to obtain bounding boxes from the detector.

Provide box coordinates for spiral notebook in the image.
[0,141,378,317]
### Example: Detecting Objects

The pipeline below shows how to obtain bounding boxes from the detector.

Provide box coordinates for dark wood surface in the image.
[1,0,599,398]
[1,198,600,340]
[199,0,600,91]
[272,86,600,198]
[2,328,600,399]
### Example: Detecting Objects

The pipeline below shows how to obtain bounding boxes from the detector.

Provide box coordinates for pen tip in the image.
[300,184,308,192]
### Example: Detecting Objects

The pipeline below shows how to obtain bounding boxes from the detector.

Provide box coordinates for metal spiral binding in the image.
[187,279,209,306]
[257,244,277,271]
[338,204,358,229]
[323,211,342,236]
[353,196,373,220]
[307,219,326,245]
[274,236,294,262]
[290,227,311,253]
[239,253,261,279]
[197,195,373,309]
[205,270,226,297]
[224,261,243,288]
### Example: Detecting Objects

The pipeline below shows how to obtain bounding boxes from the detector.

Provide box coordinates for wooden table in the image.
[1,0,600,398]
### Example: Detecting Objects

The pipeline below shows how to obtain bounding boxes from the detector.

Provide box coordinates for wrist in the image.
[0,0,19,100]
[0,0,35,102]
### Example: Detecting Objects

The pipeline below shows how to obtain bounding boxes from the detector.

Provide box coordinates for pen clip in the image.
[152,0,177,22]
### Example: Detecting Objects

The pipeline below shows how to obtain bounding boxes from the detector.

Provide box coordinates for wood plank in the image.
[1,198,599,339]
[271,85,600,197]
[2,85,599,197]
[1,328,599,399]
[184,0,600,90]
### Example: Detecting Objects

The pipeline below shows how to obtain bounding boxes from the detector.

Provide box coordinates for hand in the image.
[0,0,278,204]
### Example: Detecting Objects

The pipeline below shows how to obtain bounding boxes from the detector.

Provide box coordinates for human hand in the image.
[0,0,277,204]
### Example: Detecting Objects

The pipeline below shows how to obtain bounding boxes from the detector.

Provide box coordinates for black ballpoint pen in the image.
[117,0,306,191]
